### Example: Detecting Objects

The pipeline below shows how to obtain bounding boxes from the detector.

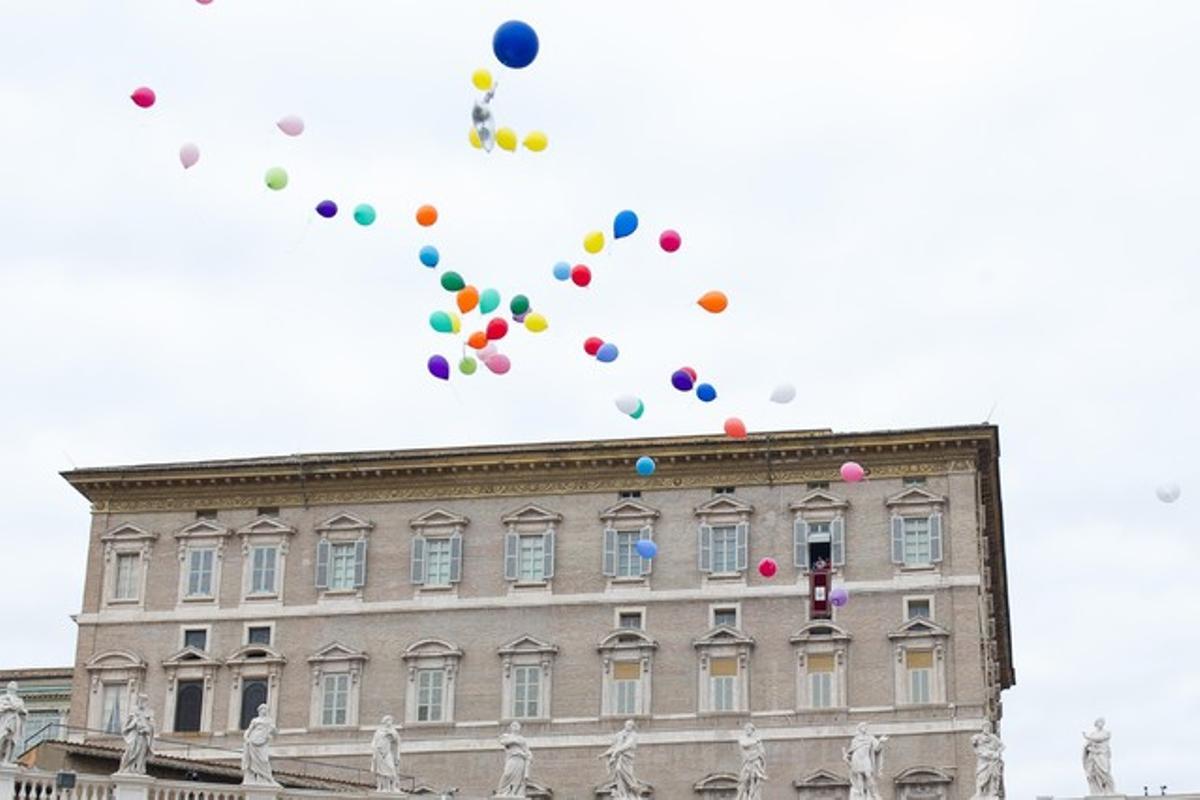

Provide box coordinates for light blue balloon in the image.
[635,538,657,558]
[419,246,439,268]
[596,342,619,363]
[552,261,571,281]
[635,456,656,476]
[613,209,639,239]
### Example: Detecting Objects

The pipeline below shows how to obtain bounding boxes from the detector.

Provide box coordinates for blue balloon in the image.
[315,200,338,218]
[552,261,571,281]
[596,342,619,362]
[635,538,658,559]
[635,455,656,476]
[493,20,539,69]
[613,209,639,239]
[671,370,694,391]
[419,245,440,268]
[696,383,717,402]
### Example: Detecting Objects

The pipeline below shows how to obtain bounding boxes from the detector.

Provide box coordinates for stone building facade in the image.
[61,425,1013,799]
[0,668,72,755]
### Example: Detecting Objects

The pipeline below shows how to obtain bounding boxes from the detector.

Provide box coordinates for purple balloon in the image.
[513,312,527,323]
[427,355,450,381]
[315,200,338,218]
[671,369,694,391]
[830,588,849,607]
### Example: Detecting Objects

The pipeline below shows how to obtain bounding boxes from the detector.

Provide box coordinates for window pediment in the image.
[85,650,146,671]
[599,499,660,525]
[162,647,221,667]
[498,635,559,657]
[790,622,852,644]
[694,772,739,791]
[794,769,851,789]
[885,486,946,510]
[316,512,373,534]
[409,508,468,535]
[235,516,297,537]
[174,519,231,541]
[225,644,286,666]
[888,618,950,641]
[693,626,754,650]
[502,504,564,530]
[894,767,953,785]
[308,642,368,665]
[694,495,753,522]
[597,629,658,653]
[101,523,158,545]
[402,638,464,661]
[790,490,849,513]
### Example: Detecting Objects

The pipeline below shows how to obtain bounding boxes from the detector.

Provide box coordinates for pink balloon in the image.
[276,115,305,137]
[196,0,213,4]
[840,461,865,482]
[179,143,200,169]
[659,229,681,253]
[485,354,511,375]
[478,343,498,361]
[130,87,156,109]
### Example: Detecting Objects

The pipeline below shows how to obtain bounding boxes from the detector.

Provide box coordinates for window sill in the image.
[898,565,939,573]
[105,599,140,607]
[180,595,217,604]
[243,593,280,602]
[606,577,649,591]
[318,589,363,602]
[405,720,455,730]
[699,710,749,718]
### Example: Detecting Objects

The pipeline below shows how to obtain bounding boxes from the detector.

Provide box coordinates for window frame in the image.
[174,520,231,607]
[598,629,658,719]
[236,516,295,604]
[307,642,368,729]
[180,625,211,652]
[885,486,948,571]
[695,494,754,583]
[599,499,661,588]
[224,644,285,733]
[314,512,373,600]
[888,617,951,707]
[502,504,562,589]
[100,524,158,609]
[790,491,849,574]
[402,638,463,726]
[615,606,646,630]
[904,595,935,622]
[498,635,558,722]
[161,643,220,735]
[244,622,274,647]
[694,628,754,715]
[710,603,740,630]
[409,508,469,595]
[791,622,851,712]
[84,650,146,733]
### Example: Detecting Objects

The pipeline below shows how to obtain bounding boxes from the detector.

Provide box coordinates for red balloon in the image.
[724,417,747,439]
[583,336,604,356]
[681,366,698,382]
[571,264,592,287]
[486,318,509,341]
[130,87,156,108]
[757,557,778,578]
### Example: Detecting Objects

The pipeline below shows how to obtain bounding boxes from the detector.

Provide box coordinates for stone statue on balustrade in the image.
[494,721,532,798]
[970,721,1005,800]
[843,723,888,800]
[736,723,768,800]
[242,704,279,787]
[1083,718,1115,795]
[598,720,649,800]
[0,682,27,766]
[371,715,402,793]
[116,694,155,775]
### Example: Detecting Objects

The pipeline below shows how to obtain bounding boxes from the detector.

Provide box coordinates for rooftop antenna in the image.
[983,400,998,424]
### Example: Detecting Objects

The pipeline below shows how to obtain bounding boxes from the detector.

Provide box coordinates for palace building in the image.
[58,425,1013,799]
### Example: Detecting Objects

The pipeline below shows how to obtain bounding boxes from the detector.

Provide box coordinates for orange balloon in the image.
[416,204,438,227]
[467,331,488,349]
[724,417,747,439]
[697,290,729,313]
[457,286,479,314]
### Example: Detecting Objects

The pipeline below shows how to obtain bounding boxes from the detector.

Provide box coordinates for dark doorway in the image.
[174,680,204,733]
[239,680,268,730]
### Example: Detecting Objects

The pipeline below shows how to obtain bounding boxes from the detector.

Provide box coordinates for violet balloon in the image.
[427,355,450,381]
[315,200,338,219]
[830,588,849,607]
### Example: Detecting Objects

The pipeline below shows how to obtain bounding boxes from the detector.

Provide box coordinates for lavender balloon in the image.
[830,588,849,607]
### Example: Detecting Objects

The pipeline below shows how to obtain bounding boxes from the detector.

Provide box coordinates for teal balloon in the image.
[510,294,530,315]
[631,400,645,419]
[429,311,454,333]
[613,210,639,239]
[440,271,465,291]
[480,288,501,315]
[353,203,376,226]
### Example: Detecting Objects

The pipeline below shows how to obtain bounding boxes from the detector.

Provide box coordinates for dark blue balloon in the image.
[613,209,639,239]
[315,200,338,218]
[671,370,694,391]
[419,245,439,268]
[696,383,717,402]
[493,20,539,69]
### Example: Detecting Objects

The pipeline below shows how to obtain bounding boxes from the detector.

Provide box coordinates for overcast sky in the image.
[3,1,1199,796]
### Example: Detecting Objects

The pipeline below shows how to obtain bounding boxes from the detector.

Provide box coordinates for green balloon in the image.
[479,288,501,315]
[510,294,530,315]
[353,203,376,226]
[630,400,645,419]
[440,271,465,292]
[429,311,454,333]
[264,166,288,191]
[459,357,478,375]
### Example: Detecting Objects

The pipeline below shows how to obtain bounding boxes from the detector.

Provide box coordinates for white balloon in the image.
[770,383,796,404]
[1156,483,1181,503]
[179,142,200,169]
[276,115,305,137]
[615,395,640,415]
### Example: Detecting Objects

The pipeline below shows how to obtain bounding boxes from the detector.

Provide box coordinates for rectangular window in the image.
[517,535,545,582]
[618,490,642,499]
[618,611,643,630]
[615,531,640,578]
[806,482,830,490]
[903,476,927,486]
[906,599,932,620]
[22,711,62,750]
[807,653,835,708]
[114,553,139,600]
[424,539,453,586]
[416,669,445,721]
[612,661,640,715]
[183,628,208,651]
[101,684,124,734]
[328,542,357,590]
[710,657,738,711]
[906,650,933,704]
[247,626,272,646]
[902,517,932,566]
[713,607,738,628]
[321,673,350,726]
[186,547,215,597]
[710,526,739,573]
[195,509,218,520]
[250,546,278,594]
[712,486,736,496]
[512,665,541,718]
[257,507,279,518]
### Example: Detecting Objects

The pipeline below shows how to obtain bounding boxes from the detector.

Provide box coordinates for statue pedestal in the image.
[494,794,525,799]
[0,764,19,800]
[242,783,282,800]
[112,772,155,800]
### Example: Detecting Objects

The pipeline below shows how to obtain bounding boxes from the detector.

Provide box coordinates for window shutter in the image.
[639,526,653,575]
[449,533,463,583]
[890,516,905,564]
[735,522,749,572]
[504,532,519,581]
[543,529,555,579]
[929,512,943,563]
[698,524,712,572]
[410,536,426,584]
[315,538,330,589]
[793,519,808,569]
[831,517,845,566]
[353,538,367,588]
[602,528,617,577]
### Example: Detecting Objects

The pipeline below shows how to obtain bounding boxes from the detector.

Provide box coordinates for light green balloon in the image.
[479,288,501,315]
[429,311,454,333]
[459,357,478,375]
[264,166,288,191]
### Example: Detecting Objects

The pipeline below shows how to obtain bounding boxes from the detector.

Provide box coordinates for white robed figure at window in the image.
[599,720,645,800]
[970,721,1005,800]
[737,723,768,800]
[371,715,402,793]
[1082,718,1115,795]
[843,723,888,800]
[117,694,154,775]
[241,703,278,786]
[496,721,532,797]
[0,682,27,765]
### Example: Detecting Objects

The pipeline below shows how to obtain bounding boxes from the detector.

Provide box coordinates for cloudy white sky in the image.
[3,1,1199,795]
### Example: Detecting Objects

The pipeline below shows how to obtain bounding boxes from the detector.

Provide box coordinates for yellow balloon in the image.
[450,312,462,333]
[471,69,493,91]
[583,230,605,254]
[468,127,482,149]
[496,127,518,152]
[524,312,548,333]
[523,131,548,152]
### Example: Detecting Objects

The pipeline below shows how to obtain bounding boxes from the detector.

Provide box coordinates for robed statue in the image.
[843,723,888,800]
[495,721,533,798]
[371,715,402,793]
[1083,718,1115,795]
[0,682,27,765]
[970,721,1005,800]
[737,723,768,800]
[241,704,278,786]
[599,720,646,800]
[117,693,155,775]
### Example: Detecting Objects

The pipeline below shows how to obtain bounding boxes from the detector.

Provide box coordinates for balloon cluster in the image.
[614,395,645,419]
[469,22,548,154]
[583,337,619,363]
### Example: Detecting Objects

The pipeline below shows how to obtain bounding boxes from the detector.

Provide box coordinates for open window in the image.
[790,491,848,572]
